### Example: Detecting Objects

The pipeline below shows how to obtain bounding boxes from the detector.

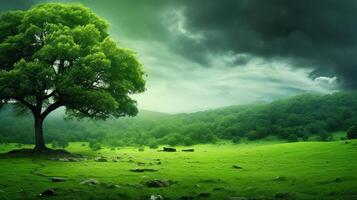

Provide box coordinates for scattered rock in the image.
[137,162,146,166]
[145,179,175,188]
[233,165,243,169]
[149,194,165,200]
[54,157,79,162]
[163,147,176,152]
[130,168,158,172]
[275,192,294,200]
[94,156,108,162]
[38,189,55,197]
[125,183,144,188]
[182,149,194,152]
[51,177,66,182]
[80,179,98,185]
[100,183,121,189]
[272,176,287,181]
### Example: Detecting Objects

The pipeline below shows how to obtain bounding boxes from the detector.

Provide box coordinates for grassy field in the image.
[0,140,357,200]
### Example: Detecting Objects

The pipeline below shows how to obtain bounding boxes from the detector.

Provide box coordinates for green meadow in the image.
[1,140,356,200]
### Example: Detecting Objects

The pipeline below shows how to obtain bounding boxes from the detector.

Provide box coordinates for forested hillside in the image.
[1,92,357,147]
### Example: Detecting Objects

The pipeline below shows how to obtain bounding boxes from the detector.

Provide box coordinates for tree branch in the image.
[43,89,57,99]
[13,97,35,112]
[40,100,63,119]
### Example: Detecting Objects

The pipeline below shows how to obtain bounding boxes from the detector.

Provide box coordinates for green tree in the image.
[0,3,145,152]
[347,125,357,139]
[89,140,102,151]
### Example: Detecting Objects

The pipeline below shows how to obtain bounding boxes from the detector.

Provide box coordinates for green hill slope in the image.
[1,91,357,146]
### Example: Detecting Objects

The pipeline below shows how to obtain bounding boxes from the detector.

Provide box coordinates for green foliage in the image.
[1,92,357,146]
[0,3,145,148]
[89,140,101,151]
[232,136,241,144]
[147,139,159,149]
[51,138,69,149]
[287,134,298,142]
[347,125,357,139]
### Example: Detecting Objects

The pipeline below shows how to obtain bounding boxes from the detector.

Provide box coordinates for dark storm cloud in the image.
[169,0,357,88]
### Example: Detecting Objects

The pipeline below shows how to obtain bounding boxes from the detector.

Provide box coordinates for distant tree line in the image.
[1,92,357,147]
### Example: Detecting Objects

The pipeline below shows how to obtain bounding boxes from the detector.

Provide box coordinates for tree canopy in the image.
[0,3,145,151]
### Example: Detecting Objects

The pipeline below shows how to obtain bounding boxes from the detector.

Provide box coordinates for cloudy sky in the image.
[1,0,356,113]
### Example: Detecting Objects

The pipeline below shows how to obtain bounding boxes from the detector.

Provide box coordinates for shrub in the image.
[148,141,159,149]
[183,136,194,146]
[51,138,69,149]
[318,133,333,141]
[246,131,261,140]
[287,134,298,142]
[89,140,102,151]
[138,146,145,151]
[347,125,357,139]
[232,136,241,144]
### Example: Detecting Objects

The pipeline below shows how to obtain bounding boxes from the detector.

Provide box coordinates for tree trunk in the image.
[34,116,47,152]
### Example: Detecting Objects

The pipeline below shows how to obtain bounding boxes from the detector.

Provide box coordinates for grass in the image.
[0,140,357,200]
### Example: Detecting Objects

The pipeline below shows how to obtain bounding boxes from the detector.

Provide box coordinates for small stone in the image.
[130,168,158,172]
[272,176,287,181]
[163,147,176,152]
[94,156,107,162]
[233,165,243,169]
[80,179,98,185]
[145,179,175,188]
[182,149,194,152]
[102,183,121,189]
[51,177,66,182]
[38,189,55,197]
[150,194,164,200]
